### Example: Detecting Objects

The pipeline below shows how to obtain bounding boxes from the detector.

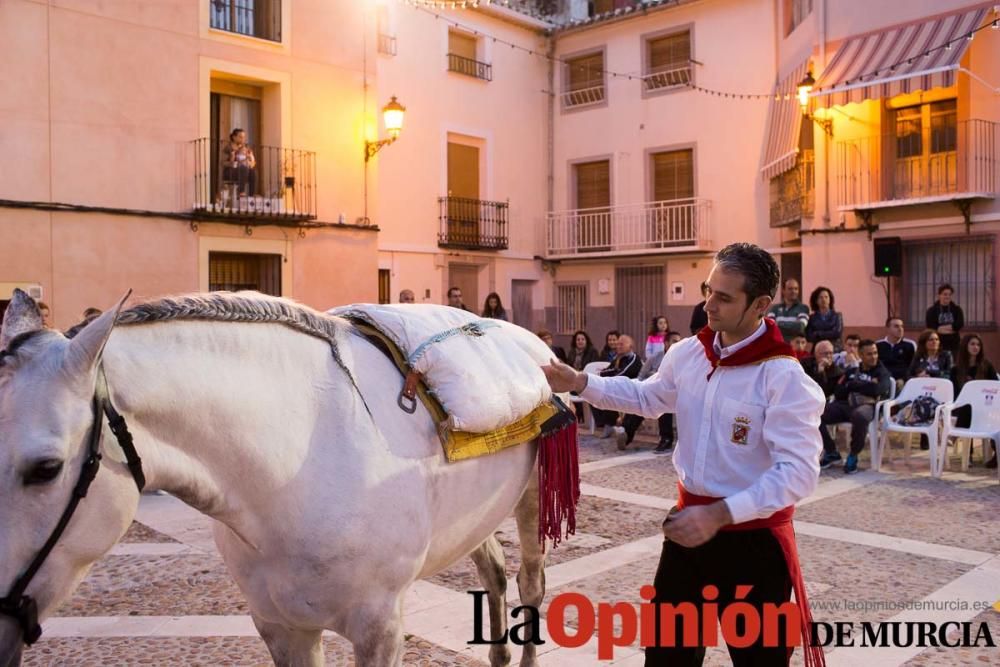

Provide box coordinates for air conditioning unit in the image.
[27,285,43,300]
[0,283,43,301]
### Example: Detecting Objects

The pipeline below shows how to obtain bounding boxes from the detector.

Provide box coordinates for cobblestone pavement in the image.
[20,430,1000,666]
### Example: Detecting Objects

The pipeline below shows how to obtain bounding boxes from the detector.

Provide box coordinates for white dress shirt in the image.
[581,320,825,524]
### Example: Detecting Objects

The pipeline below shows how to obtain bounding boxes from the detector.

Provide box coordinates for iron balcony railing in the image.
[447,53,492,81]
[562,82,605,108]
[546,198,711,258]
[643,63,691,92]
[378,33,397,56]
[190,138,316,221]
[836,119,999,208]
[209,0,281,42]
[769,150,815,227]
[437,197,509,250]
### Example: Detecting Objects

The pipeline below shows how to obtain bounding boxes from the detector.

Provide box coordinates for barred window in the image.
[902,237,995,328]
[556,284,588,334]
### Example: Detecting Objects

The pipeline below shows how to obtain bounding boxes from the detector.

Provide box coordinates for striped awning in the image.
[811,5,990,108]
[760,60,809,180]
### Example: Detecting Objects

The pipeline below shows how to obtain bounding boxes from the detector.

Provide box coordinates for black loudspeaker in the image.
[873,237,902,277]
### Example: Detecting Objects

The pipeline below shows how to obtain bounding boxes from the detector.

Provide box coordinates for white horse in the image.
[0,289,552,667]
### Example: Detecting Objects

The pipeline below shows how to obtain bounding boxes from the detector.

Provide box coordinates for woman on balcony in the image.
[222,128,257,199]
[805,286,843,351]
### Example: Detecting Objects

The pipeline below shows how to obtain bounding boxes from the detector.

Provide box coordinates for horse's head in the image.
[0,290,135,664]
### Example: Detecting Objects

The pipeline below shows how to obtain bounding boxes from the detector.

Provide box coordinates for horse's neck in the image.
[103,322,356,523]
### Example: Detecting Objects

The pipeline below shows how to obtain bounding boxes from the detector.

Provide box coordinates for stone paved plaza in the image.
[22,431,1000,666]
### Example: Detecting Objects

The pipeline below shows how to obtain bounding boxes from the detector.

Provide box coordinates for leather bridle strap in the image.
[0,366,144,645]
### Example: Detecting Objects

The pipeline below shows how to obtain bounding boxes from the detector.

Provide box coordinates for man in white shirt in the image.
[543,243,826,667]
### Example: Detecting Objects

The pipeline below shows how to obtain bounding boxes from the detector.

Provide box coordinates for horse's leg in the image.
[251,614,324,667]
[470,535,513,667]
[512,468,548,667]
[348,597,405,667]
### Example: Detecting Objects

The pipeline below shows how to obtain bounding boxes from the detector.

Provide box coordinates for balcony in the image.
[836,119,999,210]
[190,138,316,222]
[643,63,691,92]
[209,0,281,42]
[437,197,509,250]
[545,199,711,259]
[562,83,605,109]
[378,33,397,56]
[769,150,815,227]
[447,54,492,81]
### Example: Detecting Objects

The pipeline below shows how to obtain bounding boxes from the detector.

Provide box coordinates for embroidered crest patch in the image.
[731,415,751,445]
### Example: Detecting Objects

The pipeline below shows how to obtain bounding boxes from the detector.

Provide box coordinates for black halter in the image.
[0,367,145,645]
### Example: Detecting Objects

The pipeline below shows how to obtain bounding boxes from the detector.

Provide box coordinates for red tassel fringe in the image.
[537,420,580,547]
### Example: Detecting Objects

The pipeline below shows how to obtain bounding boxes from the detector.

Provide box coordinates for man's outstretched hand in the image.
[542,358,587,394]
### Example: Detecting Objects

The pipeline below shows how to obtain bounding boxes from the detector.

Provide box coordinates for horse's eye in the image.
[24,459,64,486]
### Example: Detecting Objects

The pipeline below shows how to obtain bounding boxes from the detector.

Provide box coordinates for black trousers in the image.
[621,413,674,443]
[645,529,793,667]
[820,401,875,456]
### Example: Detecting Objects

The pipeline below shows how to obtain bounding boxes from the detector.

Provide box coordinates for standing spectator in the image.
[689,282,709,335]
[805,286,843,350]
[446,287,470,311]
[64,307,103,339]
[834,334,862,370]
[398,289,416,304]
[819,340,892,473]
[876,317,916,388]
[599,330,620,363]
[768,278,809,342]
[909,330,953,379]
[925,284,964,355]
[628,332,678,452]
[950,334,999,468]
[586,335,642,447]
[645,315,669,361]
[36,301,52,328]
[566,330,599,371]
[536,329,567,363]
[789,334,809,360]
[801,340,842,398]
[480,292,508,321]
[221,128,256,198]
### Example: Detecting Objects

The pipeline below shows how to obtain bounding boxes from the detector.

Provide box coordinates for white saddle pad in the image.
[329,304,553,433]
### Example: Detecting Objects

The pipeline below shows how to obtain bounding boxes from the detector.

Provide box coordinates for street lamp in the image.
[796,71,832,136]
[365,96,406,162]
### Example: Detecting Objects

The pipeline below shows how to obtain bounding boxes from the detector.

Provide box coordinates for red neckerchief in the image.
[697,318,795,378]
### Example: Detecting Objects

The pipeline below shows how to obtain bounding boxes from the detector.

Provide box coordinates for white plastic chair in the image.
[568,361,609,435]
[938,380,1000,476]
[874,378,953,476]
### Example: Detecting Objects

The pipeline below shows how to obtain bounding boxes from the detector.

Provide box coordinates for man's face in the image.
[845,338,860,356]
[814,342,834,363]
[938,289,953,306]
[791,336,808,353]
[783,280,800,304]
[703,266,768,334]
[447,290,462,307]
[616,335,633,355]
[399,290,415,304]
[860,344,879,368]
[540,334,554,347]
[886,319,904,340]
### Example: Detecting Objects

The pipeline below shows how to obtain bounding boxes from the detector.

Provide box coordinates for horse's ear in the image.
[1,288,44,349]
[63,290,132,377]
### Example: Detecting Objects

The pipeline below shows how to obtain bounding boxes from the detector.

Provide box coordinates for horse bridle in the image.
[0,367,145,645]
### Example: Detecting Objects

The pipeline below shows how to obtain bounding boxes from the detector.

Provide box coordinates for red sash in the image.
[677,483,825,667]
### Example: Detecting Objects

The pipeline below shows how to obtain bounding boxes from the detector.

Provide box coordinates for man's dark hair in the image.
[447,286,461,297]
[714,243,780,305]
[782,277,800,288]
[885,316,903,327]
[937,283,954,294]
[859,339,877,351]
[845,333,862,343]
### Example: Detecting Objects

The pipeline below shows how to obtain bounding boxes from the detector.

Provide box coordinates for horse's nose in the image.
[0,620,23,667]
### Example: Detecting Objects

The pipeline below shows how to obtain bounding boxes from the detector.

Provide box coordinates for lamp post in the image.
[797,72,832,136]
[365,96,406,162]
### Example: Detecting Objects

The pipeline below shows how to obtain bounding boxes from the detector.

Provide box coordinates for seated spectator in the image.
[398,289,416,304]
[667,330,682,346]
[805,286,843,350]
[768,278,809,342]
[833,334,862,371]
[645,316,669,361]
[876,317,916,389]
[819,339,892,474]
[536,329,566,363]
[689,282,709,335]
[481,292,508,321]
[590,335,642,445]
[909,330,953,379]
[36,301,52,328]
[801,340,842,399]
[950,334,999,468]
[599,330,620,363]
[566,330,599,371]
[925,283,964,356]
[789,334,809,360]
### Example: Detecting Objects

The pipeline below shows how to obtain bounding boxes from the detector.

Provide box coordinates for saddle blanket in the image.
[328,303,553,433]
